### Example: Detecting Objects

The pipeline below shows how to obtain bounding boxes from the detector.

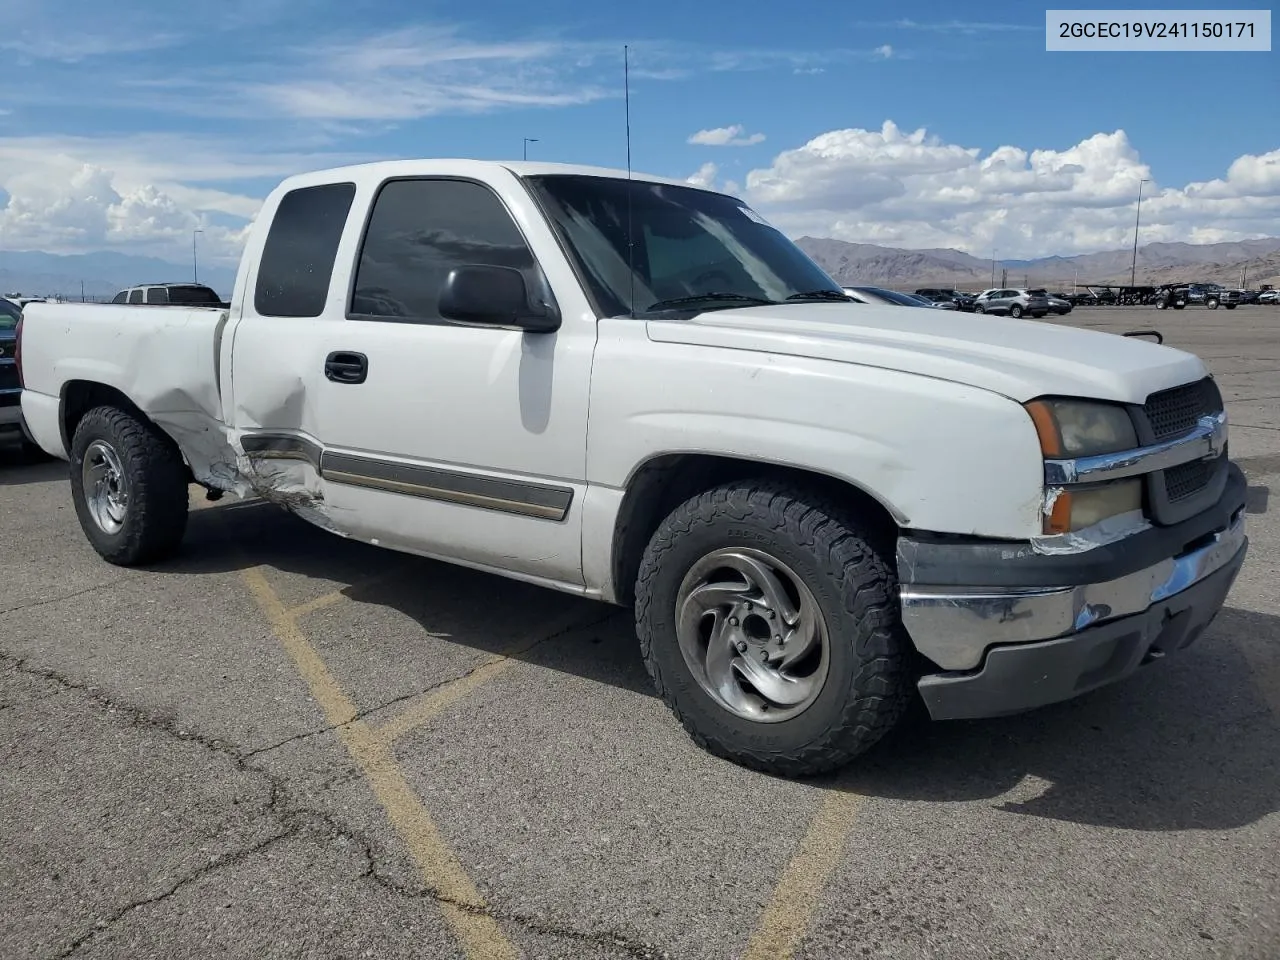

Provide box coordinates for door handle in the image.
[325,351,368,384]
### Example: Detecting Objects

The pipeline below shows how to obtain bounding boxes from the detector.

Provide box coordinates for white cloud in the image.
[742,123,1280,256]
[873,45,894,59]
[0,135,349,260]
[688,124,766,147]
[686,162,719,188]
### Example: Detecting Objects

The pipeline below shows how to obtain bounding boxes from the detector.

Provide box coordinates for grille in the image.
[1163,456,1218,502]
[1142,378,1223,442]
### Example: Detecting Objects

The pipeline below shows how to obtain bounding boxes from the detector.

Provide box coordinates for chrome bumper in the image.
[900,509,1246,671]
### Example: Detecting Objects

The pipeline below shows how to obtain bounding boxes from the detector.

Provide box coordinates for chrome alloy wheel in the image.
[675,548,830,723]
[81,439,130,535]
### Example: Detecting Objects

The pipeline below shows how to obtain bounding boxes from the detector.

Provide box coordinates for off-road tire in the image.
[69,405,189,565]
[634,481,912,777]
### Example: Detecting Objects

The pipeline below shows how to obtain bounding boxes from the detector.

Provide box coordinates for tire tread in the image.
[635,479,911,777]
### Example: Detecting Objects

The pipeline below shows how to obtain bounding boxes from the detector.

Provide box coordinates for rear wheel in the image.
[69,405,190,566]
[1207,298,1219,310]
[634,481,912,777]
[1225,303,1237,310]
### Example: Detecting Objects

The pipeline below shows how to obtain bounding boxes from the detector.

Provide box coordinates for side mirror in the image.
[439,265,560,333]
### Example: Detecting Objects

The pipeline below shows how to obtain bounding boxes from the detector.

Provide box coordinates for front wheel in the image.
[1009,304,1024,319]
[69,405,190,565]
[1206,299,1219,310]
[634,482,912,777]
[973,304,985,314]
[1225,303,1237,310]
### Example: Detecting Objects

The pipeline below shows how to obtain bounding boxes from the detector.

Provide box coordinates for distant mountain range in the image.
[795,237,1280,291]
[3,235,1279,303]
[0,250,237,301]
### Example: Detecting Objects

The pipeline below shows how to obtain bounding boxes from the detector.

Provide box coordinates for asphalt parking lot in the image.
[2,304,1278,960]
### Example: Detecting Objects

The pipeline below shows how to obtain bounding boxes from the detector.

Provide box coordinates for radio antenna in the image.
[624,44,636,319]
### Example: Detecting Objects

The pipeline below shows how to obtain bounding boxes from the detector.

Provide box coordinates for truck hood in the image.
[645,303,1206,404]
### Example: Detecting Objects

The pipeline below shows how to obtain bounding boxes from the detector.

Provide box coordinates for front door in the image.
[313,176,596,587]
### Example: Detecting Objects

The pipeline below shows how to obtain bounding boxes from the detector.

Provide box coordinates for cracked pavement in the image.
[3,306,1280,959]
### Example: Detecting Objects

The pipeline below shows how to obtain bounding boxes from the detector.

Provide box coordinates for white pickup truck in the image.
[16,160,1248,775]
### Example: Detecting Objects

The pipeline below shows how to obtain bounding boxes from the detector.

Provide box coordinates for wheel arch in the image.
[60,381,189,472]
[608,452,901,607]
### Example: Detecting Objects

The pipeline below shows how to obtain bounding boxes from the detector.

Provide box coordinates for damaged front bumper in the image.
[897,462,1248,720]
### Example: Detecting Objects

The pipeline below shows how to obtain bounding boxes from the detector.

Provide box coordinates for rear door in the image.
[225,180,359,506]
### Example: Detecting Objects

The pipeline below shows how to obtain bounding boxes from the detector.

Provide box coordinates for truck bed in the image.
[18,302,242,489]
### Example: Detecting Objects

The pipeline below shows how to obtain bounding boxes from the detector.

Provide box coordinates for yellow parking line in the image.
[741,791,861,960]
[375,606,603,744]
[285,564,411,619]
[377,652,521,744]
[241,566,520,960]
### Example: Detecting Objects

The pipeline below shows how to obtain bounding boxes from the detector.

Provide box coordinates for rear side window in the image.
[350,178,539,323]
[255,182,356,318]
[167,285,221,306]
[145,287,169,304]
[128,289,144,304]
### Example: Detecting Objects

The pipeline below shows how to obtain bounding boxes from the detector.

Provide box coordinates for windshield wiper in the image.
[785,289,854,302]
[645,292,778,312]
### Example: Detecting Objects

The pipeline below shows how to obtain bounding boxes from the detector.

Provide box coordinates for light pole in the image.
[990,248,997,288]
[522,138,539,160]
[193,228,204,283]
[1129,178,1150,288]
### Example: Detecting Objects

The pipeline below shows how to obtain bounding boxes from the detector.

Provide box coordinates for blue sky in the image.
[0,0,1276,263]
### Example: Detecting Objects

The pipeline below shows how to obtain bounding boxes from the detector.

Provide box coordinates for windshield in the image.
[0,299,20,330]
[525,175,842,316]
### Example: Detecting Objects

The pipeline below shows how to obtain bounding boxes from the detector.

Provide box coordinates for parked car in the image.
[110,283,227,307]
[1259,290,1279,305]
[1155,283,1240,310]
[905,293,957,310]
[1029,289,1072,315]
[972,288,1051,318]
[915,288,976,311]
[17,158,1249,776]
[0,298,45,457]
[842,286,937,307]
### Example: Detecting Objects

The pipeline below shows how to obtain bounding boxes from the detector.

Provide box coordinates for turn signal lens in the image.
[1043,480,1143,534]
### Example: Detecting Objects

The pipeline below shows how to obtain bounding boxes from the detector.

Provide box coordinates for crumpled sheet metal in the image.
[1031,498,1151,556]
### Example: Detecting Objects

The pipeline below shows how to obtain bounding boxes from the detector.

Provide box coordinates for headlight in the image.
[1024,399,1137,457]
[1044,479,1143,534]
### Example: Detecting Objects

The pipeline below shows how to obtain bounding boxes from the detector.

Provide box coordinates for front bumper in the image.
[898,464,1248,720]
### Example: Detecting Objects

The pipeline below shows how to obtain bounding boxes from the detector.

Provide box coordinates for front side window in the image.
[350,178,541,322]
[0,298,19,330]
[525,175,841,317]
[255,182,356,318]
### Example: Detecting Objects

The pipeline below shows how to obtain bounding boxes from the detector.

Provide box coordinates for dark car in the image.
[1154,283,1240,310]
[1,298,39,455]
[915,287,976,311]
[843,286,939,307]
